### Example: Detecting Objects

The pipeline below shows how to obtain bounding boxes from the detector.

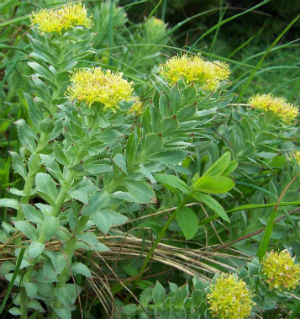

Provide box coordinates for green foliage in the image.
[0,1,299,319]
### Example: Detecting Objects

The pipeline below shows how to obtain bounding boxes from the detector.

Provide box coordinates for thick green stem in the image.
[51,169,74,217]
[17,132,48,220]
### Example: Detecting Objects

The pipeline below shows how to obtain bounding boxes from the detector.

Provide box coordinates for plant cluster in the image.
[0,1,299,319]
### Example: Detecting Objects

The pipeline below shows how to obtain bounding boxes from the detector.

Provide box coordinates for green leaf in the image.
[68,178,98,204]
[155,174,190,194]
[28,154,41,174]
[91,209,112,234]
[84,163,112,175]
[152,281,166,305]
[44,251,66,274]
[54,284,77,307]
[24,282,38,299]
[9,307,21,316]
[173,285,189,306]
[27,300,44,312]
[82,191,110,216]
[71,262,91,278]
[113,153,127,174]
[140,286,153,307]
[28,61,55,80]
[139,163,156,184]
[161,117,179,136]
[193,176,235,194]
[10,152,26,179]
[124,180,154,204]
[222,160,238,176]
[110,211,128,226]
[176,207,199,240]
[53,141,69,166]
[15,119,36,151]
[126,132,137,164]
[0,198,19,210]
[40,154,63,181]
[76,233,109,252]
[97,129,122,143]
[203,152,231,176]
[14,221,37,240]
[22,205,43,224]
[142,107,151,133]
[112,191,136,202]
[151,150,185,164]
[42,216,59,241]
[141,133,162,160]
[28,241,45,259]
[193,192,230,222]
[121,304,137,316]
[35,173,58,205]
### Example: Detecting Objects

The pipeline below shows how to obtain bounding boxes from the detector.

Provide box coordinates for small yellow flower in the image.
[152,17,164,26]
[262,250,300,290]
[31,2,92,33]
[248,94,299,124]
[160,54,230,90]
[207,273,254,319]
[293,151,300,166]
[67,67,133,111]
[128,96,143,115]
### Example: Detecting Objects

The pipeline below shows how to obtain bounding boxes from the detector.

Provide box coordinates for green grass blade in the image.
[237,13,300,101]
[108,0,114,66]
[257,173,300,260]
[161,0,167,20]
[199,201,300,226]
[210,0,226,53]
[0,248,25,314]
[0,15,29,28]
[191,0,271,50]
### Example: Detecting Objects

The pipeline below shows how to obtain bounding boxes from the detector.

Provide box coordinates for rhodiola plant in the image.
[0,3,238,318]
[1,2,299,319]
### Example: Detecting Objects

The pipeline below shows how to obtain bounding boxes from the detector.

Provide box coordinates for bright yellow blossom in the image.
[31,2,92,33]
[128,97,143,115]
[160,55,230,90]
[67,67,133,111]
[207,273,254,319]
[262,250,300,290]
[248,94,299,123]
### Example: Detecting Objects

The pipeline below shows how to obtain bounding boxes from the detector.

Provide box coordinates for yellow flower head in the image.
[160,54,230,91]
[262,250,300,290]
[248,94,299,124]
[152,17,164,26]
[31,2,92,33]
[293,151,300,166]
[128,96,143,115]
[207,273,254,319]
[67,67,133,111]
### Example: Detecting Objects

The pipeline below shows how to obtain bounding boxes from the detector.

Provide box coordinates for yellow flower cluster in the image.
[67,67,133,111]
[128,97,143,115]
[207,274,254,319]
[30,2,92,33]
[293,151,300,166]
[262,250,300,290]
[248,94,299,123]
[152,17,164,26]
[160,55,230,90]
